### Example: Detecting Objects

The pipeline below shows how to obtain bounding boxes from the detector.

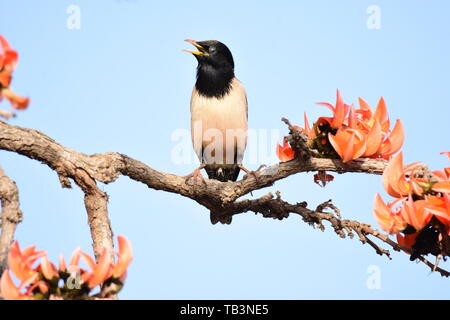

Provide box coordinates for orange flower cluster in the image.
[0,34,29,118]
[374,152,450,259]
[276,90,405,186]
[305,90,404,162]
[0,236,133,300]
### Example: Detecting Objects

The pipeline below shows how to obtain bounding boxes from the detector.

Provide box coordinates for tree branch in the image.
[211,191,450,277]
[1,119,447,277]
[73,168,114,259]
[0,167,23,274]
[0,120,387,206]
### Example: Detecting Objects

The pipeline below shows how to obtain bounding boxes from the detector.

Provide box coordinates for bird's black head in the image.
[184,39,235,98]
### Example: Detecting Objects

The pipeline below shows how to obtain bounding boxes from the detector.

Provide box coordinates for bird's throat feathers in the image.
[195,64,235,99]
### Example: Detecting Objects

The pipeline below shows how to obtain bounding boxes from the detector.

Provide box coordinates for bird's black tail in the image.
[205,164,240,182]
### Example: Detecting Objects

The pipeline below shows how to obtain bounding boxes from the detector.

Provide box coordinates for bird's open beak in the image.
[183,39,208,56]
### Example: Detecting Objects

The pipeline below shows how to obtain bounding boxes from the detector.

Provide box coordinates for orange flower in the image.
[0,35,18,87]
[381,152,425,198]
[299,112,315,139]
[79,247,112,288]
[311,92,404,162]
[7,241,45,282]
[361,119,383,157]
[382,152,410,198]
[432,181,450,194]
[78,235,133,287]
[0,34,30,113]
[39,256,58,280]
[400,195,432,231]
[1,88,29,110]
[0,270,35,300]
[276,139,295,162]
[376,119,405,159]
[58,254,67,272]
[425,194,450,226]
[112,235,133,279]
[316,89,349,129]
[0,70,12,89]
[356,97,404,159]
[328,127,366,163]
[357,97,390,132]
[25,279,49,296]
[373,194,407,234]
[2,236,133,300]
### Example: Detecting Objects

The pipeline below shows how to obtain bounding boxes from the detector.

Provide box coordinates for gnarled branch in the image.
[0,120,387,205]
[0,119,447,277]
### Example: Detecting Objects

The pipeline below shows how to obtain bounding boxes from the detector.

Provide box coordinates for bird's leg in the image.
[238,164,261,181]
[433,254,442,272]
[185,164,207,185]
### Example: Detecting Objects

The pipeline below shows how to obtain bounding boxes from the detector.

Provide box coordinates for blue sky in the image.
[1,0,450,299]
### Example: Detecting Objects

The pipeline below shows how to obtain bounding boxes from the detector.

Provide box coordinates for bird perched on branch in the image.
[184,39,249,183]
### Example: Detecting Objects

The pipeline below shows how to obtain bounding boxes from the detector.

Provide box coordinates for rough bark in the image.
[0,167,22,274]
[0,119,447,277]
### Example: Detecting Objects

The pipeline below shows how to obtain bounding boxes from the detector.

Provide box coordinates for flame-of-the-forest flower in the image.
[80,247,112,288]
[325,95,404,162]
[112,235,133,279]
[276,139,295,162]
[425,194,450,226]
[294,90,404,163]
[399,195,433,232]
[316,89,349,130]
[328,124,366,163]
[277,90,402,185]
[356,97,405,159]
[301,112,315,140]
[1,87,29,110]
[373,194,407,234]
[0,236,133,300]
[0,35,18,87]
[0,270,37,300]
[374,151,450,259]
[7,242,45,282]
[381,152,427,198]
[0,34,29,116]
[39,256,58,280]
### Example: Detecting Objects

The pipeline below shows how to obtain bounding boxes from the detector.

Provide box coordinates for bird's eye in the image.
[209,47,216,54]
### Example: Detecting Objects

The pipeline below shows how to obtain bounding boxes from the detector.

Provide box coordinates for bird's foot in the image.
[185,165,207,185]
[239,165,261,181]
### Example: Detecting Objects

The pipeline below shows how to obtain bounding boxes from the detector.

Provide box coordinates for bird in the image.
[184,39,248,182]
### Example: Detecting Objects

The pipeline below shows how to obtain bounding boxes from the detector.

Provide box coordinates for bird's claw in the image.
[243,171,259,181]
[185,167,206,185]
[239,165,260,182]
